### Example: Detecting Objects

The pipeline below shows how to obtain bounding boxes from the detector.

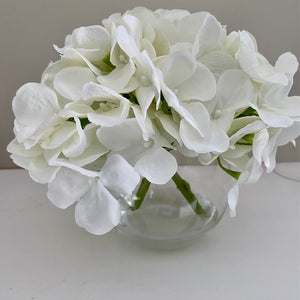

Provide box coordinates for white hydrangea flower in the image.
[12,83,62,146]
[54,25,111,75]
[7,8,300,233]
[48,154,140,234]
[251,83,300,128]
[97,118,178,184]
[236,31,296,86]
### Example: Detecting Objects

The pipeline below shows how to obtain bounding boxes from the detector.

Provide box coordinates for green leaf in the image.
[102,54,116,72]
[217,157,241,180]
[67,117,90,129]
[236,133,255,145]
[243,133,254,144]
[122,93,139,105]
[161,94,172,115]
[236,107,258,118]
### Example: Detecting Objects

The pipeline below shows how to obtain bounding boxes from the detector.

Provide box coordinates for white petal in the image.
[62,48,102,75]
[179,102,211,137]
[276,121,300,146]
[97,60,136,93]
[177,12,210,42]
[152,27,170,56]
[228,184,239,217]
[236,42,288,85]
[275,52,299,80]
[217,69,255,110]
[169,42,193,54]
[72,25,110,51]
[69,125,109,166]
[197,153,218,165]
[41,122,76,149]
[243,157,264,183]
[62,117,87,157]
[49,159,99,178]
[162,49,196,88]
[109,27,126,67]
[228,116,261,136]
[12,83,60,142]
[15,120,57,151]
[130,8,157,31]
[253,128,269,164]
[155,111,182,145]
[160,81,181,109]
[11,154,59,184]
[44,148,62,163]
[192,13,224,57]
[87,101,129,127]
[156,8,189,23]
[225,31,240,55]
[222,154,250,171]
[177,62,216,101]
[141,38,156,59]
[261,129,281,173]
[152,19,177,45]
[83,81,126,101]
[116,25,140,59]
[124,77,140,92]
[42,59,74,87]
[135,86,155,117]
[230,120,265,145]
[83,83,130,126]
[102,13,123,30]
[60,102,94,118]
[96,118,142,151]
[138,50,161,98]
[122,14,143,47]
[180,120,229,153]
[134,147,178,184]
[199,51,239,77]
[238,30,258,51]
[259,82,290,107]
[75,181,121,235]
[54,66,96,101]
[7,139,61,168]
[271,96,300,117]
[214,110,235,133]
[257,108,293,128]
[99,154,140,194]
[223,144,252,159]
[132,106,154,141]
[7,139,43,157]
[114,143,147,166]
[47,168,90,209]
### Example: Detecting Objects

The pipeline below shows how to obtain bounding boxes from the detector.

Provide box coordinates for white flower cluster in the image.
[8,8,300,234]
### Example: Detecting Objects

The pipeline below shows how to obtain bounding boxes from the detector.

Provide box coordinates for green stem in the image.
[217,157,241,180]
[131,173,210,218]
[131,178,151,211]
[172,173,211,217]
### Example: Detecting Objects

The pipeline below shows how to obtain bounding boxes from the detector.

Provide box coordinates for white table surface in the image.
[0,163,299,300]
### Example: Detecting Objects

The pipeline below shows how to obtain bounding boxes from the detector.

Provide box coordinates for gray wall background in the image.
[1,0,299,169]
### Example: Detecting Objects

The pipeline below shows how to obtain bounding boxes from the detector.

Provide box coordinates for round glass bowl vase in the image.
[116,165,234,249]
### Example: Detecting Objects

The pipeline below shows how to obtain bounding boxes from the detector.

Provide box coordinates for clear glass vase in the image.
[116,165,234,249]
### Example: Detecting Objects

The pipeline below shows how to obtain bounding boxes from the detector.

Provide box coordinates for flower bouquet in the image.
[8,8,300,238]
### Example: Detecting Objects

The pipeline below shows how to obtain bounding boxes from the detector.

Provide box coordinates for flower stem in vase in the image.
[131,173,211,218]
[172,173,211,218]
[131,178,151,211]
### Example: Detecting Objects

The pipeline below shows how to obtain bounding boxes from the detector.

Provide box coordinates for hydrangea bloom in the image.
[8,8,300,233]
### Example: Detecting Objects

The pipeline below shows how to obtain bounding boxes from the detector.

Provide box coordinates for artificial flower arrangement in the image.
[8,8,300,236]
